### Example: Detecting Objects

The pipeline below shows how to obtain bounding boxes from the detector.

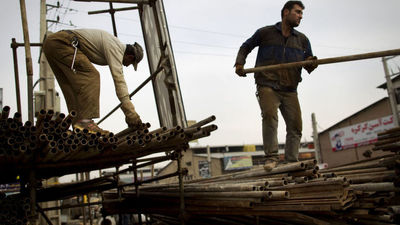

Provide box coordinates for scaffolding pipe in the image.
[97,65,164,124]
[104,155,173,177]
[133,161,142,225]
[80,173,87,225]
[119,169,188,188]
[178,151,185,225]
[243,48,400,74]
[36,203,54,225]
[11,42,43,47]
[28,170,38,224]
[109,3,118,37]
[11,38,22,114]
[42,202,102,212]
[88,6,138,14]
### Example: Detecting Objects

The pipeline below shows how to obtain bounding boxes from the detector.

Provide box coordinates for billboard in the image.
[329,115,395,152]
[0,183,20,193]
[198,161,211,178]
[223,155,253,171]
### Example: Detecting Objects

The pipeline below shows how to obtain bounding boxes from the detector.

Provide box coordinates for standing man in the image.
[234,1,317,170]
[43,29,144,135]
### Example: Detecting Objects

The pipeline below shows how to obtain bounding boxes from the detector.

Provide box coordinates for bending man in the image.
[43,29,144,135]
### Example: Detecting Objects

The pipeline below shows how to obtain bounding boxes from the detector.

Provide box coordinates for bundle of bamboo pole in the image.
[0,106,217,183]
[102,154,400,224]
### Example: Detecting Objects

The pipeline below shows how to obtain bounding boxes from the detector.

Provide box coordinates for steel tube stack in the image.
[102,153,400,224]
[0,106,217,182]
[373,127,400,154]
[0,193,30,225]
[0,106,218,224]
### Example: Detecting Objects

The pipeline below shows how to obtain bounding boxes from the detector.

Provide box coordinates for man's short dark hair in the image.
[281,1,305,18]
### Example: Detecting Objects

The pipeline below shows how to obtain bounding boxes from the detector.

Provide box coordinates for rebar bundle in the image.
[0,106,217,183]
[102,153,400,224]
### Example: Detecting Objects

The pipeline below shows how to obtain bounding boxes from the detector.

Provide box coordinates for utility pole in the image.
[311,113,322,164]
[38,1,61,225]
[382,56,400,127]
[37,0,59,114]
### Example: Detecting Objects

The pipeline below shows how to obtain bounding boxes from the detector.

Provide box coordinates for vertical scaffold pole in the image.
[11,38,22,114]
[133,161,143,225]
[177,150,185,225]
[28,170,38,225]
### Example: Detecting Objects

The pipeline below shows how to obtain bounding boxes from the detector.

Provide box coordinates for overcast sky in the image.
[1,0,400,150]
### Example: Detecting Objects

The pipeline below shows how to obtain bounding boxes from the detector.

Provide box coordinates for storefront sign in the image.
[329,115,394,151]
[223,155,253,171]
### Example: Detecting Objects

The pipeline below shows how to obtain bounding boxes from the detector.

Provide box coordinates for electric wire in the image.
[45,1,394,60]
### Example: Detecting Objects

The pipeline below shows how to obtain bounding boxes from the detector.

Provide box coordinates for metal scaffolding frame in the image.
[10,1,190,224]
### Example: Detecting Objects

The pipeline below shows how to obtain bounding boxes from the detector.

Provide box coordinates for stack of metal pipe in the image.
[318,154,400,224]
[0,193,30,225]
[102,154,400,224]
[102,160,349,221]
[373,126,400,153]
[0,106,218,182]
[0,106,118,164]
[0,106,77,164]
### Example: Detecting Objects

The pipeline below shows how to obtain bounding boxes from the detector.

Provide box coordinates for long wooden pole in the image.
[19,0,34,122]
[243,48,400,74]
[74,0,149,3]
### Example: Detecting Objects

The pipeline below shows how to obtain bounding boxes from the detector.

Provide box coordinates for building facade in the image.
[317,97,393,168]
[157,143,315,183]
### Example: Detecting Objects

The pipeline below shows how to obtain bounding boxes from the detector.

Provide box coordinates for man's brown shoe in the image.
[74,120,110,136]
[264,158,278,171]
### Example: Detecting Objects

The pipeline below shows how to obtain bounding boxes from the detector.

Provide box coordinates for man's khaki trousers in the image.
[43,31,100,124]
[256,85,302,162]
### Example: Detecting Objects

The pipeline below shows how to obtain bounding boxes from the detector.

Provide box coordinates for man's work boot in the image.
[73,119,110,136]
[264,157,278,171]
